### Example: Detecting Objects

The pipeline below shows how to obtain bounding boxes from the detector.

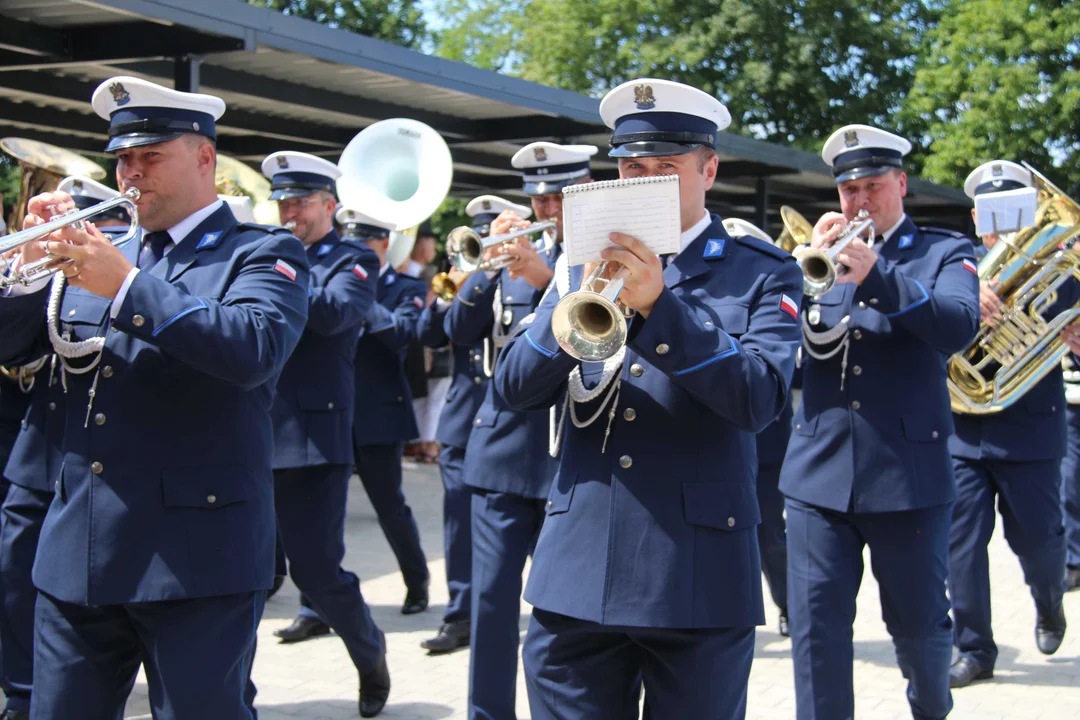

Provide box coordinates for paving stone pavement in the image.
[122,461,1080,719]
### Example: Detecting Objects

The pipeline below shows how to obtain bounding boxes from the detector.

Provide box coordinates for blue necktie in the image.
[138,231,171,270]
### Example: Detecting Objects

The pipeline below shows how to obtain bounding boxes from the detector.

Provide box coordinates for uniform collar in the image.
[664,214,727,289]
[678,212,712,257]
[161,198,225,246]
[379,263,390,278]
[878,213,909,246]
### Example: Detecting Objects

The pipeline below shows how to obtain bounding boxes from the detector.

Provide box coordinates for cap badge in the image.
[73,180,84,191]
[108,82,131,107]
[843,130,859,148]
[991,163,1004,177]
[482,200,492,210]
[634,84,656,110]
[533,147,548,162]
[276,156,289,169]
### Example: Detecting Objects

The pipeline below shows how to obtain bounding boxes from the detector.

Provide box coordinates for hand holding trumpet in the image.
[809,211,878,287]
[582,233,664,318]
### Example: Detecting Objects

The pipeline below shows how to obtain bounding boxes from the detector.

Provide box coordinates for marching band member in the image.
[0,176,130,720]
[495,79,803,719]
[417,196,529,655]
[780,125,980,719]
[1063,354,1080,592]
[0,77,309,718]
[447,143,593,719]
[346,208,431,614]
[259,152,390,717]
[947,161,1075,687]
[724,217,795,639]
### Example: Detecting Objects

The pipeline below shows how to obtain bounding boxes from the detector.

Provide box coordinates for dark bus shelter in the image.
[0,0,972,236]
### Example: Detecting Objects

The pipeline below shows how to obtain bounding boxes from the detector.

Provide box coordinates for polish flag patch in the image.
[412,296,424,309]
[780,294,799,319]
[962,259,978,274]
[352,264,369,280]
[274,259,297,281]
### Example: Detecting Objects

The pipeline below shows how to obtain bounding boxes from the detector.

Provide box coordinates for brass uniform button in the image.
[851,400,861,411]
[102,366,114,378]
[655,343,670,355]
[630,364,644,377]
[207,494,217,504]
[623,408,637,422]
[727,517,736,527]
[94,413,106,426]
[132,314,145,328]
[91,462,103,474]
[619,455,632,469]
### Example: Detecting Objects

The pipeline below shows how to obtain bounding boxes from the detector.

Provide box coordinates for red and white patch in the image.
[274,259,297,281]
[352,264,369,280]
[779,294,799,319]
[962,259,978,274]
[412,296,424,309]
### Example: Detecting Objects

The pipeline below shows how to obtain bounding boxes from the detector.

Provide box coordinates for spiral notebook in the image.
[562,175,682,266]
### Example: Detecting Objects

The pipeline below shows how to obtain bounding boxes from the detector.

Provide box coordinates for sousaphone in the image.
[1,137,105,232]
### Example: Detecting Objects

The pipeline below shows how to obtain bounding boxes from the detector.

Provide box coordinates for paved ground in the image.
[123,460,1080,719]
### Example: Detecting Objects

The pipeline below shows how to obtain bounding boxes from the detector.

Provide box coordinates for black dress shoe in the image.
[1036,604,1067,655]
[266,574,286,600]
[401,582,429,615]
[273,615,331,643]
[420,621,470,654]
[778,609,790,638]
[0,709,30,720]
[949,656,993,688]
[1067,566,1080,592]
[359,653,391,717]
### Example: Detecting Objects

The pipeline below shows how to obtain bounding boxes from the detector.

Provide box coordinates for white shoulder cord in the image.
[801,310,851,391]
[46,273,106,426]
[13,356,48,394]
[549,254,627,457]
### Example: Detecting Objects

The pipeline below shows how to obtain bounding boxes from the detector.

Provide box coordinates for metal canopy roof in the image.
[0,0,972,234]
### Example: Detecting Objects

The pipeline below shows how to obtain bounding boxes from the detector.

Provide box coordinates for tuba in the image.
[336,119,453,268]
[947,163,1080,414]
[1,137,106,233]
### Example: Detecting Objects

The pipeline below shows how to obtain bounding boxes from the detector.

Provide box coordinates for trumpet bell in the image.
[551,290,628,362]
[446,226,484,273]
[793,245,837,297]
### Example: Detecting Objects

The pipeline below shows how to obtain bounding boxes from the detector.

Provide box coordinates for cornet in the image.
[551,261,631,362]
[446,221,557,274]
[793,209,874,297]
[0,188,140,289]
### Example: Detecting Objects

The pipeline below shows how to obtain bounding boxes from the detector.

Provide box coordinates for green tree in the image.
[901,0,1080,188]
[435,0,935,150]
[247,0,427,48]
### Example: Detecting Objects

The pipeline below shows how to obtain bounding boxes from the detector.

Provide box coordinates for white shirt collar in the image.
[678,212,713,256]
[379,263,390,277]
[160,199,225,246]
[876,213,908,248]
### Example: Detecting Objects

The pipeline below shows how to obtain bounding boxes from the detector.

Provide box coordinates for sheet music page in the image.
[562,176,682,266]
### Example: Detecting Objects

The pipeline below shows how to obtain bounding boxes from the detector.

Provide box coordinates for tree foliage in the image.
[901,0,1080,188]
[435,0,934,150]
[247,0,427,48]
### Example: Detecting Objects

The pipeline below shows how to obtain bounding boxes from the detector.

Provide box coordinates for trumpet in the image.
[793,209,874,296]
[446,221,557,274]
[430,271,459,301]
[0,188,140,289]
[551,261,631,362]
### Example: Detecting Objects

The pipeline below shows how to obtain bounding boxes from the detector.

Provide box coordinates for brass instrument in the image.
[215,153,278,225]
[551,261,631,362]
[793,209,874,297]
[948,163,1080,414]
[445,222,557,274]
[1,138,105,233]
[430,270,460,301]
[0,188,141,289]
[776,205,814,253]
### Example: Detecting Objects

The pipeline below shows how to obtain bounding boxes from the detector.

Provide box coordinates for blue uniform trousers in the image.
[354,442,429,591]
[0,485,52,713]
[523,608,754,720]
[274,464,383,673]
[440,444,472,625]
[31,589,264,720]
[469,489,545,720]
[950,457,1066,668]
[757,462,788,613]
[1061,407,1080,570]
[786,498,953,720]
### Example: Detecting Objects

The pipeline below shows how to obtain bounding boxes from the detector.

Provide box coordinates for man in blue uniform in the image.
[448,143,592,720]
[495,78,803,719]
[258,152,390,716]
[780,124,981,719]
[949,160,1073,688]
[0,176,131,720]
[1063,356,1080,592]
[417,195,532,655]
[0,76,309,719]
[724,217,795,639]
[346,208,431,614]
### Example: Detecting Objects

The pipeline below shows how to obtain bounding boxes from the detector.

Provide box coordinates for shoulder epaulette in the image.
[733,234,793,262]
[236,221,291,235]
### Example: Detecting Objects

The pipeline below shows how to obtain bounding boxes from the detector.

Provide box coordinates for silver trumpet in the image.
[551,261,631,362]
[446,221,557,274]
[793,209,874,297]
[0,188,140,289]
